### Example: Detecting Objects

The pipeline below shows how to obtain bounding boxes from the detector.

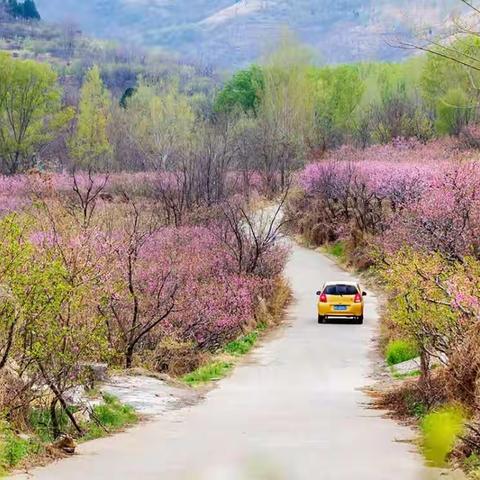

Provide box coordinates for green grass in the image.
[0,394,138,475]
[83,394,137,441]
[421,406,466,467]
[29,407,70,443]
[326,241,346,261]
[385,339,419,366]
[184,323,269,386]
[464,453,480,475]
[182,361,234,387]
[389,367,421,380]
[225,331,259,356]
[0,422,42,475]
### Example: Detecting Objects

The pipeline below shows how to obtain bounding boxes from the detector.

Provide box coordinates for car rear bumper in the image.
[318,304,363,317]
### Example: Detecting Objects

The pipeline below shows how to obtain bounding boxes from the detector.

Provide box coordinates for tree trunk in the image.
[125,344,134,369]
[50,398,60,439]
[419,347,432,404]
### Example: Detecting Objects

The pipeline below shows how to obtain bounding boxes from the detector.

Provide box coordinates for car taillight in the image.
[319,293,327,303]
[354,293,362,303]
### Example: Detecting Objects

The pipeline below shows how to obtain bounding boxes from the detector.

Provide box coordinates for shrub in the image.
[29,408,69,443]
[154,338,203,376]
[421,406,465,467]
[0,422,34,473]
[386,339,419,366]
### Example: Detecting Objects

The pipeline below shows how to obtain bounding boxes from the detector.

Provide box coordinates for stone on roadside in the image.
[51,434,76,455]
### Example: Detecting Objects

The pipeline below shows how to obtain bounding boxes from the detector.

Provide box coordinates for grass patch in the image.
[0,394,138,475]
[389,367,421,380]
[421,405,466,467]
[325,241,346,261]
[0,422,42,475]
[182,361,234,387]
[225,331,259,356]
[464,453,480,475]
[29,407,70,444]
[83,394,137,441]
[386,339,419,366]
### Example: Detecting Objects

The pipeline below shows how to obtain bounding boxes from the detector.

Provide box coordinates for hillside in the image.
[34,0,463,68]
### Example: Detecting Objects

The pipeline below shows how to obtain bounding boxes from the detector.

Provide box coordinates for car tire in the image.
[357,315,364,325]
[318,315,325,324]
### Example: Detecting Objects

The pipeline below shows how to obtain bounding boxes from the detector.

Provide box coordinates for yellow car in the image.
[316,281,366,324]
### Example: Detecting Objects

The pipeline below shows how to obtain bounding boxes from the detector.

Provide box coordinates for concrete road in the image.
[13,243,460,480]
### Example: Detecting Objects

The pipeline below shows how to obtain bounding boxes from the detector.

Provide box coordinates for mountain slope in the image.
[34,0,462,68]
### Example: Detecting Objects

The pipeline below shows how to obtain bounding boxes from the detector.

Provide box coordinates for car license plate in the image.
[334,305,347,311]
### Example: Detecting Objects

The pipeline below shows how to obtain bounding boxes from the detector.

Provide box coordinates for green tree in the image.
[0,54,72,174]
[126,80,196,169]
[214,65,264,115]
[421,35,480,106]
[421,35,480,135]
[5,0,40,20]
[253,31,316,191]
[309,64,365,148]
[69,66,112,170]
[21,0,40,19]
[436,88,474,135]
[0,214,34,370]
[354,61,432,144]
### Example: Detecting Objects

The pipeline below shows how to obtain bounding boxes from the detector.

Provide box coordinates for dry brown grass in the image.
[153,339,207,377]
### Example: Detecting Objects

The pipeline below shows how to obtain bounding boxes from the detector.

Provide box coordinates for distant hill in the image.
[34,0,463,68]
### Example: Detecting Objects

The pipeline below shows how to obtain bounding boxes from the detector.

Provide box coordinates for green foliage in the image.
[378,248,457,353]
[125,80,196,168]
[69,65,112,170]
[224,331,258,356]
[0,421,37,473]
[421,36,480,106]
[84,394,137,440]
[182,361,233,386]
[385,339,419,366]
[214,65,264,115]
[326,241,346,261]
[0,395,137,474]
[0,53,73,173]
[355,60,433,144]
[421,35,480,135]
[435,88,473,135]
[0,214,49,369]
[309,64,364,146]
[402,392,429,419]
[464,453,480,474]
[29,408,69,443]
[421,406,465,467]
[119,87,136,109]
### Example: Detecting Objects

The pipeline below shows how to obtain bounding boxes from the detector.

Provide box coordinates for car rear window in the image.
[324,284,358,295]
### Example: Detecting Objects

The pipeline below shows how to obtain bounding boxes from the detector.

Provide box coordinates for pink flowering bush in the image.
[0,175,31,216]
[291,138,480,407]
[0,170,287,382]
[102,222,283,367]
[292,139,480,259]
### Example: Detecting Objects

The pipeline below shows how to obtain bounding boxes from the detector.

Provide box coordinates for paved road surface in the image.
[13,243,462,480]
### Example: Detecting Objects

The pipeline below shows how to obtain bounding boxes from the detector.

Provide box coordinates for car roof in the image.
[324,281,359,286]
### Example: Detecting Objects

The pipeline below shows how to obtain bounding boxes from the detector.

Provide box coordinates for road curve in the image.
[13,242,460,480]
